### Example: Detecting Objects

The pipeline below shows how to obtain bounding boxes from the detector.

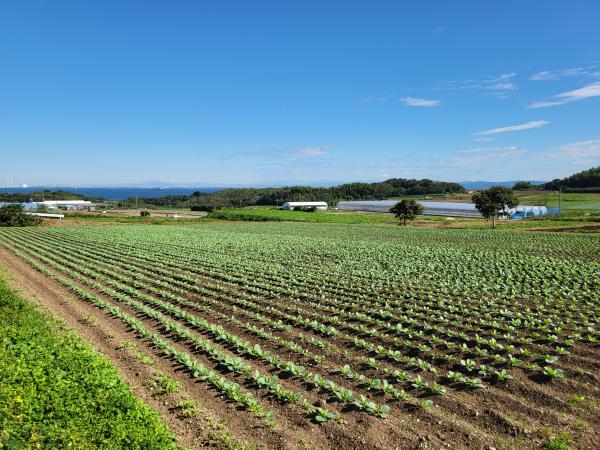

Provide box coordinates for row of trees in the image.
[512,166,600,192]
[0,190,97,203]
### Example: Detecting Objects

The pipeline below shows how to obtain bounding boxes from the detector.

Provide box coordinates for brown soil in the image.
[1,243,599,450]
[0,246,284,450]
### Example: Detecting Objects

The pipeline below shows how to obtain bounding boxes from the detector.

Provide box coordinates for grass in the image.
[513,190,600,209]
[0,273,178,449]
[543,433,571,450]
[391,190,600,210]
[208,207,393,224]
[60,212,203,224]
[207,207,600,232]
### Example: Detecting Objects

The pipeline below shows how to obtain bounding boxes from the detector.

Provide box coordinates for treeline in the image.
[512,166,600,192]
[0,190,100,203]
[542,166,600,192]
[118,178,464,211]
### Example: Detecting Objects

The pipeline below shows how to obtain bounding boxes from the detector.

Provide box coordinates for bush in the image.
[0,205,42,227]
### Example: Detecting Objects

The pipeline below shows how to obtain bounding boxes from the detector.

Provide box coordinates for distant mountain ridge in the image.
[461,180,547,190]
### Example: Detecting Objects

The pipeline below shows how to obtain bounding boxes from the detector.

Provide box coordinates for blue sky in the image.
[1,0,599,186]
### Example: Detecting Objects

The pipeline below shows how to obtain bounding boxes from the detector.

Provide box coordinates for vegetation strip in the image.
[0,271,178,449]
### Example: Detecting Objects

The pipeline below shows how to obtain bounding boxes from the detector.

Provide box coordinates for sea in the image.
[0,187,222,201]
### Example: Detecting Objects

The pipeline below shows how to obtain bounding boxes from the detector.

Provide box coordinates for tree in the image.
[389,200,424,225]
[0,204,42,227]
[472,186,518,229]
[512,181,535,190]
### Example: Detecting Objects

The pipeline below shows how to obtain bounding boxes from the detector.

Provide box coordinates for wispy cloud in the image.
[556,82,600,101]
[292,147,328,158]
[434,72,518,97]
[475,137,496,142]
[400,97,442,107]
[530,67,587,81]
[432,27,447,33]
[233,146,329,161]
[475,120,549,136]
[445,146,525,167]
[538,139,600,161]
[489,82,517,91]
[527,101,565,109]
[527,82,600,108]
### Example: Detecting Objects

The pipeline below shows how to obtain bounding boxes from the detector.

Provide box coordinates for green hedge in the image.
[0,275,178,449]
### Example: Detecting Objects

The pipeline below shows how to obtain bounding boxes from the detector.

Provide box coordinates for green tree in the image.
[512,181,535,190]
[472,186,518,228]
[389,200,424,225]
[0,204,42,227]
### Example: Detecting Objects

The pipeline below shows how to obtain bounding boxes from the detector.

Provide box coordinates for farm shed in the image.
[282,201,328,211]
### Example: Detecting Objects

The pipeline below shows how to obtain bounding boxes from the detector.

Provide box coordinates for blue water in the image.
[0,187,222,200]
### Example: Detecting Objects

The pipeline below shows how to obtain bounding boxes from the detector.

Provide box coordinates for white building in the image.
[32,200,95,211]
[282,201,328,211]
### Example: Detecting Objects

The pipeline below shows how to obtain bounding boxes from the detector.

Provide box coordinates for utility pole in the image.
[558,187,562,213]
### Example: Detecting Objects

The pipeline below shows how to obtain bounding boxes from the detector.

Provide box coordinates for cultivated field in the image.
[0,223,598,449]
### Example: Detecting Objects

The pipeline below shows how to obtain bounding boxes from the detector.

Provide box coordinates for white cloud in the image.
[432,27,447,33]
[435,73,518,95]
[539,139,600,161]
[527,101,565,109]
[458,146,519,154]
[527,82,600,108]
[487,82,518,91]
[530,67,586,81]
[292,147,328,158]
[475,120,549,136]
[556,82,600,101]
[475,137,496,142]
[445,146,525,167]
[400,97,442,107]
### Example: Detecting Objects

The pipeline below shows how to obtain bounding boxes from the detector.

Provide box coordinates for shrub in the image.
[0,204,42,227]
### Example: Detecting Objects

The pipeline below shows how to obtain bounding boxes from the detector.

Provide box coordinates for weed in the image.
[154,372,182,394]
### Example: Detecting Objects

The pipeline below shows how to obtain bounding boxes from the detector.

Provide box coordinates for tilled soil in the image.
[1,243,599,450]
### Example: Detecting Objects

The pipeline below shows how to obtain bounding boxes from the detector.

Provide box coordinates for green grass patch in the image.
[62,213,202,225]
[0,274,178,449]
[208,207,392,224]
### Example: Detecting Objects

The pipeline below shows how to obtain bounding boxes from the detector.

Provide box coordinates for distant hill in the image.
[461,181,546,190]
[542,166,600,191]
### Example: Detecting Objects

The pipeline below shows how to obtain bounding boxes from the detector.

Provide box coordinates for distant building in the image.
[282,201,328,211]
[25,200,95,211]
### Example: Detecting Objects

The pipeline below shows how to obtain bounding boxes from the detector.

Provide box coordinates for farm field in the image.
[0,222,599,449]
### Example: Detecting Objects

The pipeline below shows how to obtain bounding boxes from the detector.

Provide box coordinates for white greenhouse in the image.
[282,201,328,211]
[337,200,549,219]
